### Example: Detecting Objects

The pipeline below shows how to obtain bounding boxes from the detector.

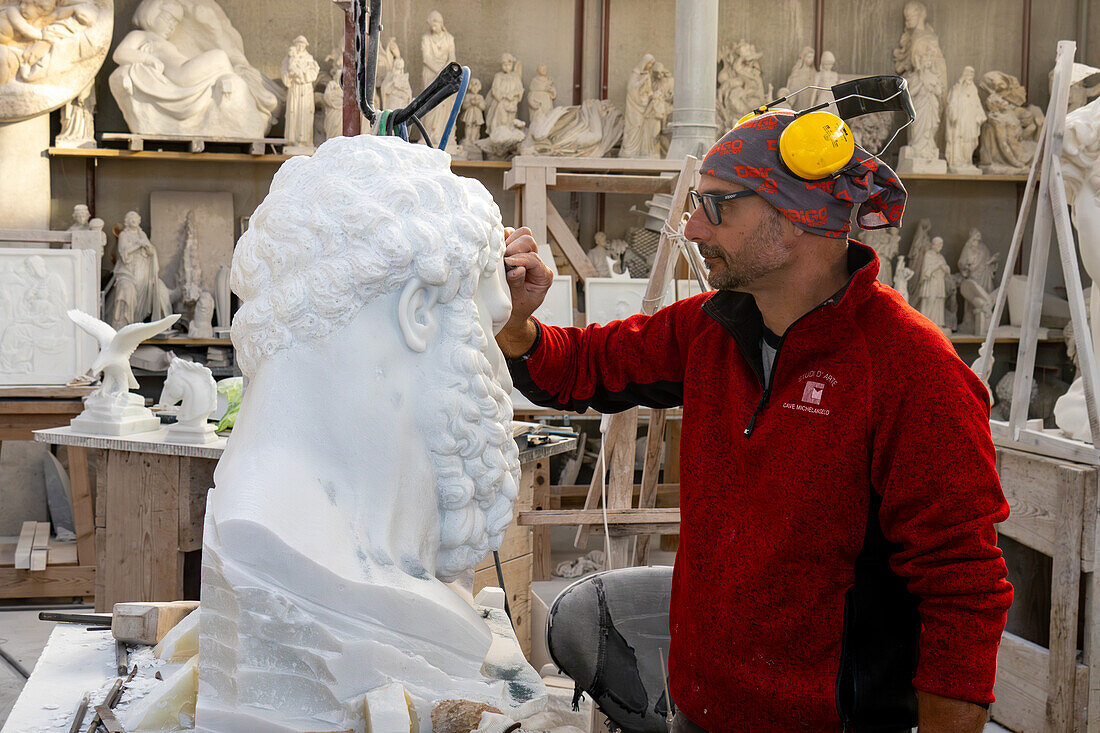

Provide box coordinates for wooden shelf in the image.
[951,335,1063,344]
[49,147,511,169]
[903,172,1029,182]
[141,337,232,346]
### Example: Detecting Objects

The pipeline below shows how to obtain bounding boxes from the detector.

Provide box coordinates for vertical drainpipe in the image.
[644,0,719,232]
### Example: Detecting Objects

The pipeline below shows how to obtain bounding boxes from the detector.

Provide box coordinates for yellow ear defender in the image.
[735,106,856,181]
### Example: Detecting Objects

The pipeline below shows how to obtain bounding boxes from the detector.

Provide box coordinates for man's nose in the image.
[683,207,709,244]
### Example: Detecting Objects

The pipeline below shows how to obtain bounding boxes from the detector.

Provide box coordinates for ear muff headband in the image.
[735,107,856,181]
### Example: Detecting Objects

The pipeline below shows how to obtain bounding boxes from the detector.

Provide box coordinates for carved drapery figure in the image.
[716,41,769,131]
[620,53,655,158]
[320,51,341,141]
[979,71,1042,173]
[419,10,455,147]
[459,76,484,147]
[527,64,556,131]
[893,255,914,303]
[281,35,319,153]
[107,211,161,328]
[809,51,839,109]
[861,228,901,287]
[108,0,278,138]
[945,66,985,173]
[785,46,816,108]
[916,236,951,328]
[56,80,95,147]
[485,52,523,138]
[907,217,934,285]
[893,1,947,166]
[381,56,411,111]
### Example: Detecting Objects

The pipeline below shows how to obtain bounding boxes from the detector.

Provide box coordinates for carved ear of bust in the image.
[398,279,440,353]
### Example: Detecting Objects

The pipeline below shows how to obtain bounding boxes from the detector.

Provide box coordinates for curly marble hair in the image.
[230,134,504,377]
[1064,96,1100,211]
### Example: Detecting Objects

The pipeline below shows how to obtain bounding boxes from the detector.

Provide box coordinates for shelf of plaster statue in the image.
[132,366,237,378]
[950,335,1064,344]
[47,147,512,169]
[141,337,233,346]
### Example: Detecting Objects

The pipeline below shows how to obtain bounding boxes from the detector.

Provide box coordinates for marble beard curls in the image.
[229,134,517,581]
[702,111,908,238]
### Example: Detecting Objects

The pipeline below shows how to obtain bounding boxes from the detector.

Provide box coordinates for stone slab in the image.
[149,191,235,298]
[0,248,98,385]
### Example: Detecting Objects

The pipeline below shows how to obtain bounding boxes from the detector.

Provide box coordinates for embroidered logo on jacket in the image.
[782,371,837,416]
[801,381,825,405]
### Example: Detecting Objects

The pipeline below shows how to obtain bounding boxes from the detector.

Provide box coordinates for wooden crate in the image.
[992,446,1100,732]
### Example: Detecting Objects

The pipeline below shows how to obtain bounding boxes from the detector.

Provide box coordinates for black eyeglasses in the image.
[689,189,758,226]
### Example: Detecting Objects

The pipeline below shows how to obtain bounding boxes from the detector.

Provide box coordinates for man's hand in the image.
[917,691,988,733]
[496,226,554,358]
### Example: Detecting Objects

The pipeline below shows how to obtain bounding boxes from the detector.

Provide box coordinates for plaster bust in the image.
[197,135,526,730]
[108,0,277,138]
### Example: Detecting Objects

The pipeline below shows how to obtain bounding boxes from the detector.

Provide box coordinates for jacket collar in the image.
[701,240,880,345]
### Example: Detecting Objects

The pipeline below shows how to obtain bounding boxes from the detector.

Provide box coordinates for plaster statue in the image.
[979,71,1043,174]
[785,46,816,108]
[848,110,893,153]
[1055,96,1100,441]
[213,263,229,328]
[420,10,456,149]
[527,64,556,130]
[0,0,111,122]
[158,353,217,443]
[174,209,202,319]
[320,51,342,141]
[916,236,951,329]
[106,210,171,329]
[944,66,985,174]
[55,80,94,147]
[715,40,771,132]
[893,1,948,173]
[68,309,179,435]
[861,227,901,286]
[587,231,629,278]
[519,97,623,158]
[907,217,934,284]
[372,36,399,111]
[196,135,542,731]
[458,76,484,157]
[187,290,213,338]
[485,52,523,142]
[476,117,525,159]
[67,202,90,230]
[957,228,999,292]
[281,35,319,155]
[1066,63,1100,113]
[381,55,411,111]
[893,256,914,303]
[958,278,995,335]
[620,53,654,158]
[809,51,839,109]
[108,0,278,138]
[647,61,674,157]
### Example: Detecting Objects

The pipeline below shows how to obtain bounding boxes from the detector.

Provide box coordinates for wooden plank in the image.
[521,166,548,249]
[548,173,673,194]
[545,199,599,281]
[14,521,35,569]
[103,451,183,609]
[606,409,639,569]
[0,401,86,414]
[178,457,215,553]
[67,446,95,567]
[519,509,680,525]
[992,631,1090,732]
[473,554,532,658]
[512,156,687,172]
[0,386,94,398]
[30,522,50,572]
[0,565,95,598]
[573,415,630,549]
[992,421,1100,467]
[531,458,552,581]
[475,520,531,572]
[46,542,77,565]
[1047,463,1087,729]
[95,527,106,610]
[635,409,668,565]
[0,228,71,243]
[996,447,1098,571]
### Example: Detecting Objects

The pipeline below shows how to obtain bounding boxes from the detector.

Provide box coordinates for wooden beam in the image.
[513,156,686,172]
[1047,463,1087,729]
[520,509,680,525]
[551,483,680,499]
[545,199,599,281]
[14,521,34,570]
[68,446,96,567]
[548,173,674,194]
[635,409,668,564]
[0,565,95,598]
[30,522,49,572]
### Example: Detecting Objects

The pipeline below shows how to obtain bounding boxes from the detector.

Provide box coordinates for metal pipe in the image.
[1078,0,1089,61]
[573,0,585,105]
[600,0,610,99]
[337,1,361,136]
[665,0,718,160]
[814,0,825,68]
[1021,0,1031,94]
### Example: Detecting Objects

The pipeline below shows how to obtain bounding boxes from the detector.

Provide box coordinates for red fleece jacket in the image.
[510,242,1011,731]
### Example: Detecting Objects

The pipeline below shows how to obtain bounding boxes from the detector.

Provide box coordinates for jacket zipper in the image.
[743,297,836,438]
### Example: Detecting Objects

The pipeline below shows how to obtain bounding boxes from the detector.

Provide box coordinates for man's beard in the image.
[699,210,788,291]
[422,300,520,583]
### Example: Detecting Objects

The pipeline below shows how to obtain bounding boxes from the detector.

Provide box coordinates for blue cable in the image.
[437,65,470,150]
[399,121,409,142]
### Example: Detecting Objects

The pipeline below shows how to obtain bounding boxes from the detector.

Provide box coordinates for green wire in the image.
[377,109,391,136]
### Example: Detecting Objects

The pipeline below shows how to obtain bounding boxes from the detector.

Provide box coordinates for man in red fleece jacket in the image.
[498,110,1011,732]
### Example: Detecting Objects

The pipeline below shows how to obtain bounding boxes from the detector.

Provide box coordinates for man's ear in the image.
[398,279,440,353]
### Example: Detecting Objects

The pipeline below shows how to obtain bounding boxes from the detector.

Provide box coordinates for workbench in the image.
[33,426,575,658]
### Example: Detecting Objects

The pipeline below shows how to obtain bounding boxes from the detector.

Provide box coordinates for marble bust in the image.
[196,135,531,731]
[1055,96,1100,441]
[108,0,278,138]
[0,0,113,122]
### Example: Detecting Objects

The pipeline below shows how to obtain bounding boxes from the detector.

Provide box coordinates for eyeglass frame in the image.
[689,189,758,226]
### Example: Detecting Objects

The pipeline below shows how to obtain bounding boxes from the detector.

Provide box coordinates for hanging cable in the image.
[437,65,470,150]
[410,115,431,147]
